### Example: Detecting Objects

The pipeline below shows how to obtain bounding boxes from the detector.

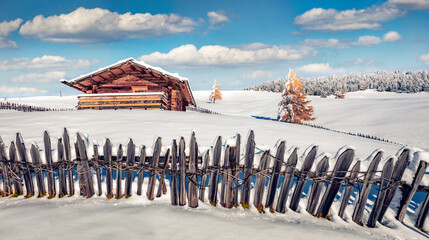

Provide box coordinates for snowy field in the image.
[0,90,429,239]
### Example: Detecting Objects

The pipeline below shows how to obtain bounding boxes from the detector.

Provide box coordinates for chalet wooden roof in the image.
[61,58,196,106]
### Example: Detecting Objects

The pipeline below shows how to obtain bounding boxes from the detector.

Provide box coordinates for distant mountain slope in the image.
[247,70,429,97]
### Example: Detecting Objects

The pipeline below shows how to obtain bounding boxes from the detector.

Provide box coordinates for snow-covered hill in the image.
[0,90,428,240]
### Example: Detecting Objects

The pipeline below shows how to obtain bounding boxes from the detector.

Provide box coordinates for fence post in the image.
[16,133,34,198]
[77,133,95,198]
[103,138,113,199]
[240,131,255,209]
[266,141,286,212]
[415,192,429,230]
[233,134,241,207]
[44,131,56,198]
[396,160,428,222]
[225,145,237,208]
[290,145,318,212]
[198,150,209,203]
[116,144,123,199]
[338,160,361,219]
[63,128,74,196]
[208,136,222,206]
[317,148,354,219]
[306,156,329,215]
[220,146,231,208]
[157,148,170,198]
[367,158,394,227]
[147,137,161,201]
[253,151,270,212]
[0,140,11,197]
[137,145,146,196]
[188,132,198,208]
[353,150,383,225]
[125,139,135,198]
[275,147,298,213]
[170,141,178,205]
[178,137,186,206]
[9,141,23,196]
[57,138,68,197]
[93,143,102,197]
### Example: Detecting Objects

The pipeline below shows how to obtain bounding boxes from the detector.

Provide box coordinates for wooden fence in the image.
[0,102,72,112]
[0,129,428,231]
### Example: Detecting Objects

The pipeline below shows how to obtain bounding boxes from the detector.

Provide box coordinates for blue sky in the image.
[0,0,428,96]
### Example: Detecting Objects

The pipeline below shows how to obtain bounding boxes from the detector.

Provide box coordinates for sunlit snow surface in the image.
[1,90,429,239]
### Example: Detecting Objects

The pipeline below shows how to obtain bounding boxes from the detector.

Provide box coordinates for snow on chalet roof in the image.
[60,57,189,84]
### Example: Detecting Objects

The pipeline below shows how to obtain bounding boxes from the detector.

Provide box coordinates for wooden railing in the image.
[0,129,428,231]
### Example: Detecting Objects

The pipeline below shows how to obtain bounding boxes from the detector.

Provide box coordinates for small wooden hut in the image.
[61,58,196,111]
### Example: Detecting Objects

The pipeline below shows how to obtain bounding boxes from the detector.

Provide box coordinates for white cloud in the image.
[342,58,376,66]
[298,63,344,76]
[303,38,352,49]
[383,31,402,42]
[354,35,382,46]
[294,3,405,31]
[11,71,67,83]
[0,86,47,95]
[19,7,200,43]
[388,0,429,10]
[139,44,317,67]
[420,53,429,64]
[0,19,22,48]
[207,10,229,29]
[0,55,96,71]
[240,70,274,80]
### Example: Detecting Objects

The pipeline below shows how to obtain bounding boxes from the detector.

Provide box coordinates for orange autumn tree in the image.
[278,68,315,124]
[209,79,222,103]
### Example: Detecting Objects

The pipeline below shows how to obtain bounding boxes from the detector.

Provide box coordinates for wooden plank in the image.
[30,144,46,198]
[275,147,298,213]
[198,150,209,203]
[170,140,178,205]
[306,156,330,215]
[157,148,170,198]
[415,192,429,230]
[253,151,270,212]
[225,146,237,208]
[352,150,383,225]
[74,142,84,196]
[116,144,124,199]
[396,160,428,222]
[266,141,286,212]
[103,138,114,199]
[77,133,95,198]
[93,144,102,196]
[147,137,161,201]
[0,140,12,197]
[57,138,67,197]
[240,130,255,209]
[289,145,318,212]
[188,132,198,208]
[16,133,34,198]
[338,160,361,219]
[316,148,354,219]
[233,134,241,207]
[208,136,222,206]
[63,128,74,196]
[44,131,56,198]
[220,146,230,207]
[137,145,146,196]
[367,158,394,227]
[125,139,135,198]
[378,148,410,222]
[178,137,186,206]
[9,141,23,196]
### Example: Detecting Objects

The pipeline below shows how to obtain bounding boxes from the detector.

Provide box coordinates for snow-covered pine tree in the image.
[278,68,315,124]
[335,90,345,99]
[209,79,222,103]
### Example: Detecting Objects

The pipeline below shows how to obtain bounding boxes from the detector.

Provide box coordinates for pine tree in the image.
[209,79,222,103]
[335,90,345,99]
[278,68,315,124]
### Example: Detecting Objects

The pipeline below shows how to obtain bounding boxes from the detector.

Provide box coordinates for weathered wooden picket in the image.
[0,129,428,231]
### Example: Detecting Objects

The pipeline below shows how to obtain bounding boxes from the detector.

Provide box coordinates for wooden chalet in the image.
[61,58,196,111]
